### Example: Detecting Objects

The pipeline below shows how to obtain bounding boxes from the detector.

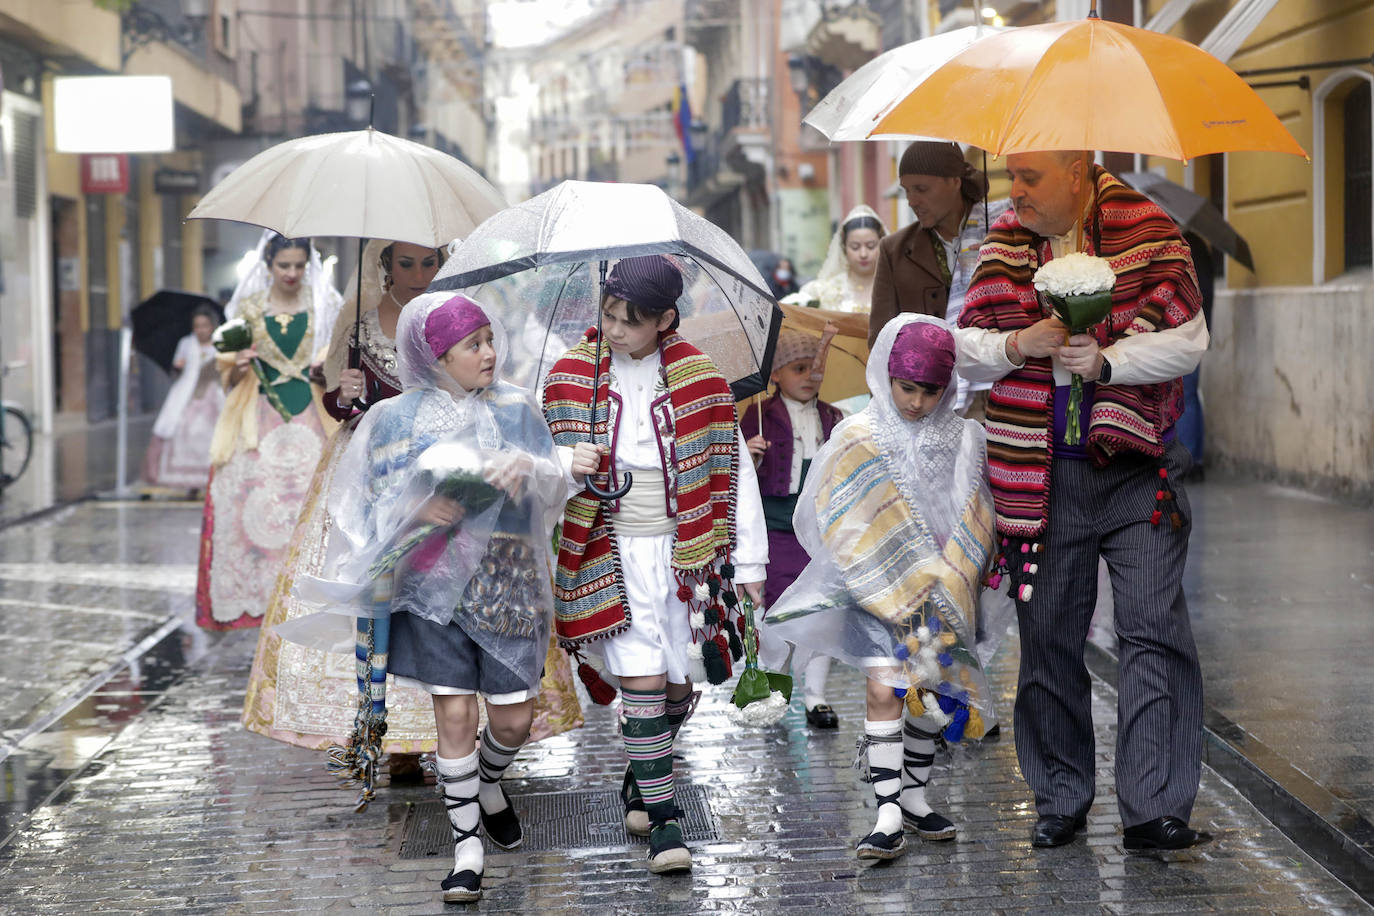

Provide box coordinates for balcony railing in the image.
[721,77,770,134]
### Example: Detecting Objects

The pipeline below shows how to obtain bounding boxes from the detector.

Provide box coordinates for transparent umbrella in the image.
[429,181,782,496]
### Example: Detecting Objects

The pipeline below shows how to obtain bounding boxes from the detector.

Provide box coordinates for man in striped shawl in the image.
[956,152,1211,852]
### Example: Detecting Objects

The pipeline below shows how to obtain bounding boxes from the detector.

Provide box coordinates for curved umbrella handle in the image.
[586,470,632,501]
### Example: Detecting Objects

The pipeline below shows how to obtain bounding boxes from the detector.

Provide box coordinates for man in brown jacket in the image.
[869,142,1005,368]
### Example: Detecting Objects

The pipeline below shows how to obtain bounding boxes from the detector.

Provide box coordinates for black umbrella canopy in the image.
[131,290,223,373]
[1120,172,1254,271]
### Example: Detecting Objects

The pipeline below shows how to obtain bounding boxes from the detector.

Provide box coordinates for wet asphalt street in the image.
[0,476,1369,913]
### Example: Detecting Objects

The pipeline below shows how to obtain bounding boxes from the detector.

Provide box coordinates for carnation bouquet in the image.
[211,317,291,420]
[1032,253,1116,444]
[367,443,504,579]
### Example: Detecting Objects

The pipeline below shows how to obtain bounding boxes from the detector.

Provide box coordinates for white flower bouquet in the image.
[1032,254,1117,445]
[728,595,792,727]
[1032,253,1116,299]
[211,317,252,353]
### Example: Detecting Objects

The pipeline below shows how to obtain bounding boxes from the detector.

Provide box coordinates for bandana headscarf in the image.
[888,320,956,389]
[604,255,684,313]
[424,295,491,360]
[898,140,988,205]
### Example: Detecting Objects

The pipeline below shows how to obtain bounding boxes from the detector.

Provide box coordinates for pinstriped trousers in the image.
[1012,441,1202,828]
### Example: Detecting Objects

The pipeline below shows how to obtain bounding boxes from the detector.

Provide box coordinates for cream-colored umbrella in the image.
[187,128,505,246]
[804,25,1008,142]
[189,127,507,419]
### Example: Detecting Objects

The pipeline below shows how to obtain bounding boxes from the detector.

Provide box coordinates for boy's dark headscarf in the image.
[605,255,683,312]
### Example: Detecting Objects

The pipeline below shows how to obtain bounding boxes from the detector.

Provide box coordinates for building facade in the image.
[487,0,686,202]
[0,0,242,435]
[0,0,490,450]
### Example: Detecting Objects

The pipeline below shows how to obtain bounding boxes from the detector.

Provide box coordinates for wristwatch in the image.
[1098,356,1113,384]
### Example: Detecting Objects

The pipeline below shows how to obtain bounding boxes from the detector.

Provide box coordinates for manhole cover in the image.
[399,784,720,857]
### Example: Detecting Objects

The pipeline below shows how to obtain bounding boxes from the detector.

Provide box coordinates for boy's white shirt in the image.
[780,393,823,494]
[554,348,768,583]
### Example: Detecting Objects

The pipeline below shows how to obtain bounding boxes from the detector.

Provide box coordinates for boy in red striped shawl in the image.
[543,255,768,874]
[957,151,1211,852]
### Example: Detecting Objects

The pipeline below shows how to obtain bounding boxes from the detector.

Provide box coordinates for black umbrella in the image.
[1120,172,1254,271]
[130,290,223,373]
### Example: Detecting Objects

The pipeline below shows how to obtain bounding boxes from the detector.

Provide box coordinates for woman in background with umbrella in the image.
[140,304,225,493]
[196,233,344,631]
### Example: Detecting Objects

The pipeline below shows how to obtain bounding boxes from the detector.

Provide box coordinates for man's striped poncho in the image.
[959,166,1201,538]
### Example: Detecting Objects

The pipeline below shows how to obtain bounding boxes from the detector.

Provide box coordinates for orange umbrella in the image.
[871,13,1307,161]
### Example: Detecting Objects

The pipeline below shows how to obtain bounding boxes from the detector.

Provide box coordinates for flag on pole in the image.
[672,84,696,164]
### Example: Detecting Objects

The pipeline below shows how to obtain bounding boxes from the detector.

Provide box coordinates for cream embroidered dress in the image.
[791,204,889,314]
[196,289,337,630]
[141,334,225,489]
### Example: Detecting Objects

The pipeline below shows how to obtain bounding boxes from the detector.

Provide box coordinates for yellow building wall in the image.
[1143,0,1374,288]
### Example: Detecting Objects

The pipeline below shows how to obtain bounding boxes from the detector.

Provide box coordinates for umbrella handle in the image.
[586,258,632,501]
[349,236,367,413]
[587,472,632,501]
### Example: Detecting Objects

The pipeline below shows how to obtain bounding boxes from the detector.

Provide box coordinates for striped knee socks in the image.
[621,687,676,825]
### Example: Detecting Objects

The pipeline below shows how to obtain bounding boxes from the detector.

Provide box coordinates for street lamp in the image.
[345,79,374,127]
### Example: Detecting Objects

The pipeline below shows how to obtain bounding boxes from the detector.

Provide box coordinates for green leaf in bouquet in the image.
[732,668,773,708]
[434,470,503,515]
[1049,290,1114,334]
[212,318,253,353]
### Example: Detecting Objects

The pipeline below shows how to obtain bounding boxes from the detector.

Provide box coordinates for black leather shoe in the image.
[1031,814,1087,847]
[805,704,839,729]
[1123,816,1213,851]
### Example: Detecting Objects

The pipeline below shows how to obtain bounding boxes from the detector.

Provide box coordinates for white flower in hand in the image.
[1033,253,1116,297]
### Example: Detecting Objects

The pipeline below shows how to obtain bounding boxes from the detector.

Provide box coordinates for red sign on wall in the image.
[81,153,130,194]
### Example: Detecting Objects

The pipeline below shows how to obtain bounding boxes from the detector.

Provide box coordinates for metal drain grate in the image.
[399,784,720,857]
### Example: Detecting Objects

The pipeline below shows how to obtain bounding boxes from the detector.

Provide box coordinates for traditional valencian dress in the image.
[543,329,768,681]
[293,294,573,899]
[196,267,341,630]
[764,315,999,718]
[142,333,225,489]
[543,255,767,875]
[762,314,1008,857]
[791,204,888,314]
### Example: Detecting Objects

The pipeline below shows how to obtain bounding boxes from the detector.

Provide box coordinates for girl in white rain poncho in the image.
[761,313,1004,861]
[301,293,599,904]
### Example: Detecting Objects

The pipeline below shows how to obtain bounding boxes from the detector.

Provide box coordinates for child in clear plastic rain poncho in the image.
[303,293,598,904]
[761,313,1002,862]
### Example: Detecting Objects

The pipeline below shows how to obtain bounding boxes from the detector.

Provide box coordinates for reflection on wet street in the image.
[0,502,215,845]
[0,487,1368,912]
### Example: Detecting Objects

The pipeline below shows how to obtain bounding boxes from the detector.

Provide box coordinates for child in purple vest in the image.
[742,328,845,728]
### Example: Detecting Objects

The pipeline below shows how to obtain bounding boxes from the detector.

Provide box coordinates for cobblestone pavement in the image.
[0,599,1366,913]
